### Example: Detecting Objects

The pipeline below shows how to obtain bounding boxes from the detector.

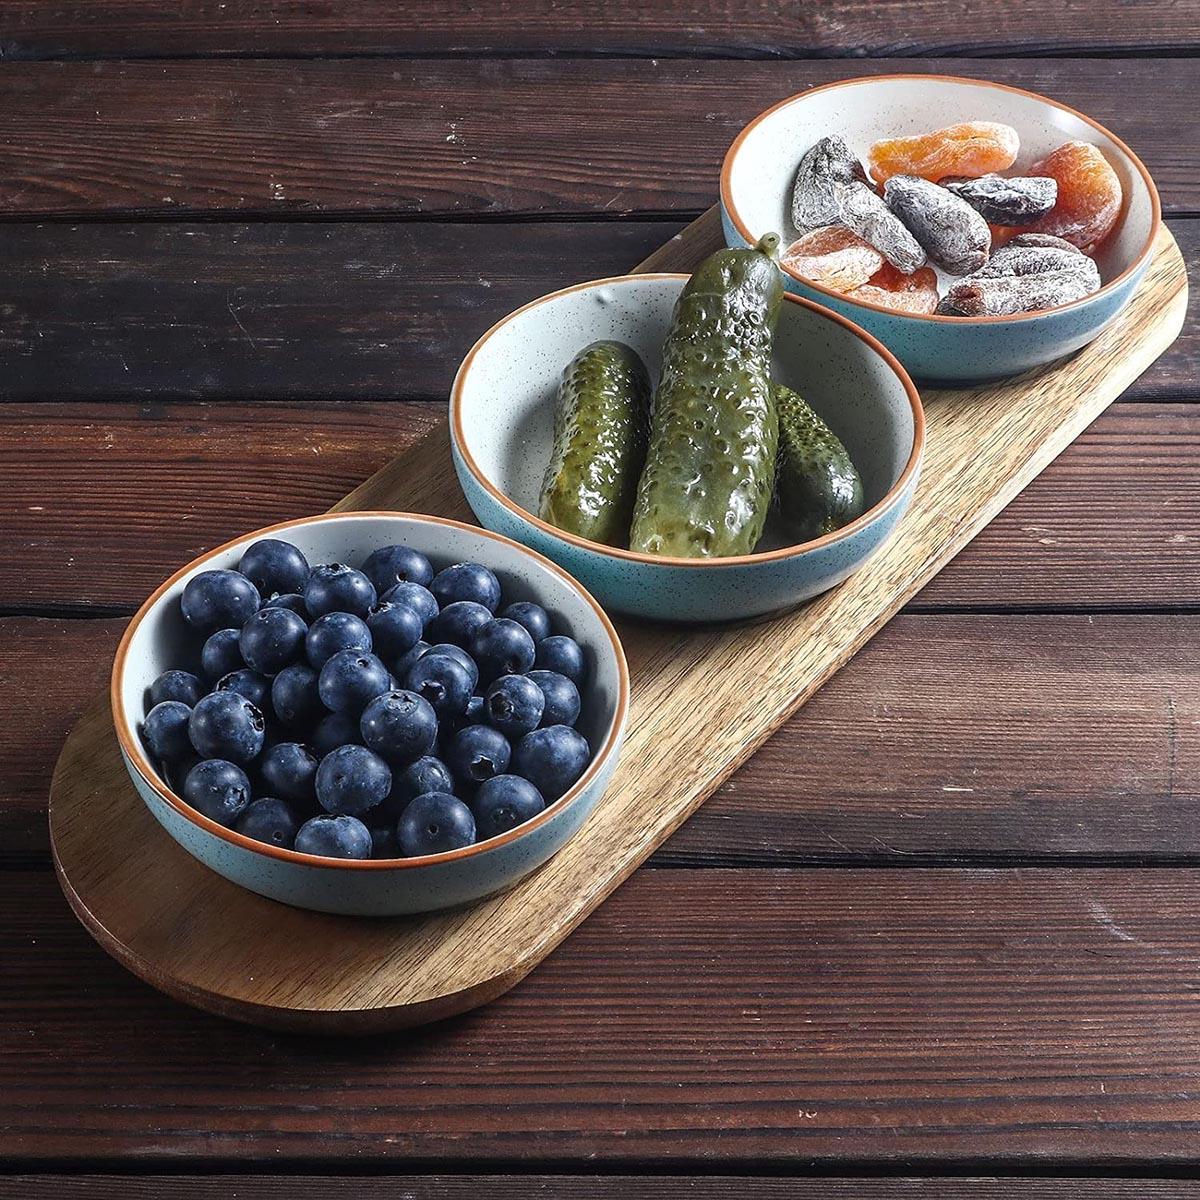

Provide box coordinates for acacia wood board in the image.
[49,207,1188,1033]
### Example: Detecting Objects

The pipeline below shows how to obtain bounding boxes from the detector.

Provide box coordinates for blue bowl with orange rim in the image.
[112,511,629,916]
[720,74,1161,382]
[450,273,924,624]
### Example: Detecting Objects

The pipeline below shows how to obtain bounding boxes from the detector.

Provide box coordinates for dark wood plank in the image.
[4,612,1197,864]
[0,59,1192,217]
[7,866,1200,1165]
[3,219,1193,402]
[2,1178,1197,1198]
[3,1,1195,60]
[2,401,1197,614]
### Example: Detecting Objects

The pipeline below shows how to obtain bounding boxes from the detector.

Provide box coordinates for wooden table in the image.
[1,3,1198,1195]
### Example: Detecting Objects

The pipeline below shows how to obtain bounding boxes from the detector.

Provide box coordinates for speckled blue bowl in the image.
[720,74,1161,382]
[451,275,924,623]
[112,512,628,917]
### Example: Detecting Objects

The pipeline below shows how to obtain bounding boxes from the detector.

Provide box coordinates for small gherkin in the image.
[773,383,864,542]
[538,340,651,547]
[630,233,783,558]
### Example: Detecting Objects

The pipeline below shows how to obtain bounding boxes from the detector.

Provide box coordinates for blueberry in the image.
[363,544,435,592]
[381,581,439,628]
[318,649,392,714]
[404,652,473,719]
[271,663,324,728]
[239,606,308,676]
[501,600,551,643]
[142,700,193,764]
[264,591,309,616]
[360,689,438,763]
[370,824,401,859]
[304,563,377,619]
[484,674,544,738]
[259,741,319,804]
[311,710,362,757]
[149,669,203,708]
[426,600,493,649]
[445,724,511,787]
[367,601,423,659]
[421,643,479,689]
[238,538,310,599]
[471,774,545,839]
[534,635,585,685]
[527,669,581,728]
[235,796,301,849]
[315,744,392,817]
[430,561,501,613]
[181,568,260,633]
[215,668,272,715]
[514,725,590,800]
[391,639,431,682]
[295,814,372,859]
[188,691,265,764]
[439,692,486,742]
[306,611,372,669]
[384,754,455,817]
[183,759,252,825]
[397,792,476,856]
[164,753,201,795]
[200,627,243,682]
[469,618,535,684]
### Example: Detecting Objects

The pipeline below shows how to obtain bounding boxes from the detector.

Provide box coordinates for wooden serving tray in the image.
[49,208,1188,1033]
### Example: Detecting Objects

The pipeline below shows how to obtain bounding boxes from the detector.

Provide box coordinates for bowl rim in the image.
[719,72,1163,326]
[111,509,630,872]
[451,272,925,568]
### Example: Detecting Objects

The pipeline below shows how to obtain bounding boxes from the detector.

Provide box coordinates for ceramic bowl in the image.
[451,274,923,623]
[112,511,628,917]
[720,74,1161,382]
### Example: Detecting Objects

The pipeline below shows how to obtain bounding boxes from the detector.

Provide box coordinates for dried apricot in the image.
[1020,141,1122,251]
[937,240,1100,316]
[782,226,885,292]
[791,136,866,231]
[837,181,927,273]
[848,264,940,314]
[868,121,1019,185]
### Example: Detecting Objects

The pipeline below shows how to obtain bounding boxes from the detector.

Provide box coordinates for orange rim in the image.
[719,72,1162,325]
[112,510,630,871]
[451,274,925,568]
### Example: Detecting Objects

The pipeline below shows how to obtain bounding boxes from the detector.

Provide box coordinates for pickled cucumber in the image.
[629,234,783,558]
[774,383,864,541]
[538,340,651,547]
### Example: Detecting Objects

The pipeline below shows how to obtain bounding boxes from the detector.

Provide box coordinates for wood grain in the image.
[4,0,1196,59]
[0,58,1193,217]
[47,215,1188,1031]
[2,218,1194,401]
[5,401,1200,614]
[16,865,1200,1164]
[7,613,1200,865]
[2,1178,1198,1198]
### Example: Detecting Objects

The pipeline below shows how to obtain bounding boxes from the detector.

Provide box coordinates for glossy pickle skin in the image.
[773,383,864,542]
[538,340,651,547]
[630,234,784,558]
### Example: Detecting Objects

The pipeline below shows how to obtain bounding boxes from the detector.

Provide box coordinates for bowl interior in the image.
[455,275,916,552]
[117,512,625,843]
[725,76,1155,294]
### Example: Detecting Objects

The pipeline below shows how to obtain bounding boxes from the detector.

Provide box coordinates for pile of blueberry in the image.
[139,537,593,860]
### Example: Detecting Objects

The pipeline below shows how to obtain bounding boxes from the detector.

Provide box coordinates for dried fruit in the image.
[791,135,866,231]
[937,240,1100,316]
[847,264,940,314]
[781,226,885,292]
[1021,141,1122,251]
[883,174,990,275]
[943,174,1058,224]
[837,180,927,273]
[868,121,1019,185]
